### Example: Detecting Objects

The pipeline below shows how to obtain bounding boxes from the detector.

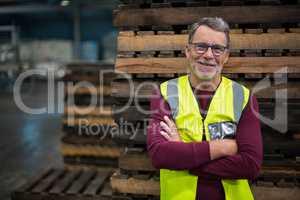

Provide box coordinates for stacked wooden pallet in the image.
[111,1,300,199]
[62,62,123,170]
[11,168,113,200]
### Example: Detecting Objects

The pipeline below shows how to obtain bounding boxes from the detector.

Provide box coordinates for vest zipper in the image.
[202,118,206,141]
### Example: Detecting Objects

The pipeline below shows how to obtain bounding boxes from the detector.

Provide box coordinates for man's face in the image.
[185,25,229,81]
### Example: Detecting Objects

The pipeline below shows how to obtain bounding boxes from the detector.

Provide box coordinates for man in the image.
[147,17,263,200]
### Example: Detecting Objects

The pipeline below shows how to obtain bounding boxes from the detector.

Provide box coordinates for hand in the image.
[209,139,238,160]
[160,115,181,142]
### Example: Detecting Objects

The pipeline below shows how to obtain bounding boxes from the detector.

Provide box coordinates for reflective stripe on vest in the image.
[232,81,245,122]
[167,78,179,119]
[160,75,253,200]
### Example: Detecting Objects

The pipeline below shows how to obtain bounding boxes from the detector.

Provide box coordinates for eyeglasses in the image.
[189,42,228,56]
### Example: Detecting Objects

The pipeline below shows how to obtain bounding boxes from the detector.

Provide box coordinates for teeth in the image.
[198,62,214,66]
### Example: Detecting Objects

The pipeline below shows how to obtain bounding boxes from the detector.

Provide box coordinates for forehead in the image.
[191,25,227,46]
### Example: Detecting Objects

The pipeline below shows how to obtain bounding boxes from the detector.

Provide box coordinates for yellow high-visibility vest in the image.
[160,75,253,200]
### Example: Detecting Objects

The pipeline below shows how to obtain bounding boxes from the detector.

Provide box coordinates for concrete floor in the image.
[0,80,63,200]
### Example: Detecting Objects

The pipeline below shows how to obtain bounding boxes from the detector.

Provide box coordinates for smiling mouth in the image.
[197,61,216,67]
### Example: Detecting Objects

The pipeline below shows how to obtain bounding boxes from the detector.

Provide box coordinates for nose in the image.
[202,47,214,59]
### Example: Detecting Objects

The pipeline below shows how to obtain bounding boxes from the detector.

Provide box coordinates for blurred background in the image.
[0,1,119,199]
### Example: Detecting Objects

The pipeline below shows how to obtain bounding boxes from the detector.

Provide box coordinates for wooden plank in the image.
[63,156,118,168]
[99,181,113,197]
[110,171,159,196]
[64,163,115,172]
[111,172,300,199]
[65,170,96,194]
[63,117,116,127]
[111,80,160,99]
[15,168,53,193]
[119,31,135,37]
[83,170,111,195]
[66,62,114,70]
[65,85,111,96]
[289,28,300,33]
[253,186,300,200]
[113,6,300,27]
[31,169,65,193]
[119,152,155,172]
[61,143,122,158]
[115,57,300,74]
[48,171,80,194]
[135,74,155,78]
[117,33,300,51]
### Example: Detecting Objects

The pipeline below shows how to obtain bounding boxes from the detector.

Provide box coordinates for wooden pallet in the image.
[118,31,300,51]
[12,168,113,200]
[111,170,159,196]
[119,148,300,173]
[111,79,300,100]
[114,5,300,27]
[115,57,300,74]
[111,169,300,200]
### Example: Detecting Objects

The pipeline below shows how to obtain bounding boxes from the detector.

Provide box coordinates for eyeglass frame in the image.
[188,42,229,57]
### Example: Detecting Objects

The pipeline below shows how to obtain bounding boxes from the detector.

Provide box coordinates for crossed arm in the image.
[147,89,263,180]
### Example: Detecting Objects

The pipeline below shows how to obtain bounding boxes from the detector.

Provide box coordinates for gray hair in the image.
[188,17,230,48]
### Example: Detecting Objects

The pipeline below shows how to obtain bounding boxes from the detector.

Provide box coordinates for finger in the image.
[163,115,177,131]
[160,121,172,134]
[160,130,172,141]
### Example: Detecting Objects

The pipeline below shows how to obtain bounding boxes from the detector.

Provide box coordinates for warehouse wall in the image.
[0,7,118,62]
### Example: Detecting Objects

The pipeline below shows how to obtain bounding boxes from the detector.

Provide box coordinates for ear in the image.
[222,51,229,64]
[185,45,191,59]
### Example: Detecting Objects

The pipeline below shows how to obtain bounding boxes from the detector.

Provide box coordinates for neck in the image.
[189,74,221,91]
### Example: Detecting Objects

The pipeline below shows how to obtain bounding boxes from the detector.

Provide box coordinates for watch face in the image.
[208,122,237,140]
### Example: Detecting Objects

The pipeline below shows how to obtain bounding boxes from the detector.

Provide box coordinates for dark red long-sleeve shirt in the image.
[147,84,263,200]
